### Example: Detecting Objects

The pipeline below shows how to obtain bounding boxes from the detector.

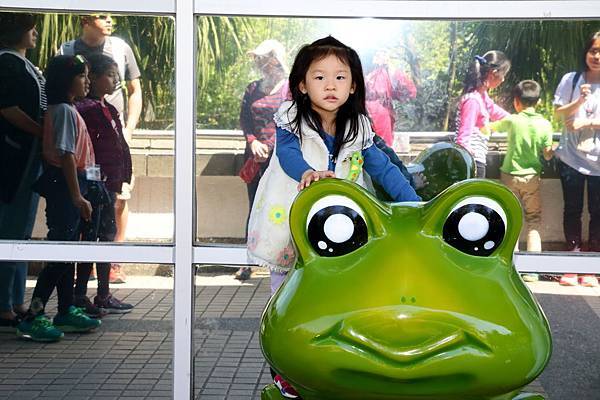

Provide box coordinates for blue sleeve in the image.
[276,127,314,182]
[372,134,415,187]
[363,144,421,202]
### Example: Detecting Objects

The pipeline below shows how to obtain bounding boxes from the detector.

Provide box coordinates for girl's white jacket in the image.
[246,101,374,272]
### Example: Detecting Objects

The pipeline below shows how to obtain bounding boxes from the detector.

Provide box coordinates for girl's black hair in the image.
[87,53,118,76]
[288,35,367,160]
[0,13,36,48]
[45,55,89,105]
[462,50,511,94]
[86,53,118,97]
[581,31,600,71]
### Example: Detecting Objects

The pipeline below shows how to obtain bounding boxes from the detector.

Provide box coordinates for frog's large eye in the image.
[306,195,368,257]
[442,196,506,257]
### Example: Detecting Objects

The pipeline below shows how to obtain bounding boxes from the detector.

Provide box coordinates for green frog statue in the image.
[260,178,552,400]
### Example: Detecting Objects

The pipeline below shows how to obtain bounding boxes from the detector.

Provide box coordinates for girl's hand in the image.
[298,170,335,191]
[579,83,592,102]
[73,195,92,222]
[412,172,428,190]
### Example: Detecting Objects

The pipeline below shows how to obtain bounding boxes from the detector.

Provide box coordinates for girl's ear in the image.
[350,82,356,94]
[299,81,307,94]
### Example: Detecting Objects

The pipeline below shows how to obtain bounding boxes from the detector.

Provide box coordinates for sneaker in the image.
[274,375,300,399]
[559,274,578,286]
[521,273,539,282]
[53,306,101,333]
[579,275,600,287]
[94,294,134,314]
[109,264,127,284]
[17,315,64,342]
[74,296,108,318]
[0,317,19,333]
[234,267,252,281]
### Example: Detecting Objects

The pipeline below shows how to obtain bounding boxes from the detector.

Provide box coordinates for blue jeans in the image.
[0,144,41,312]
[558,160,600,251]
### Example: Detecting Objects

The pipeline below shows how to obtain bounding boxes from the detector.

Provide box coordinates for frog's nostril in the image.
[411,297,416,303]
[400,296,416,304]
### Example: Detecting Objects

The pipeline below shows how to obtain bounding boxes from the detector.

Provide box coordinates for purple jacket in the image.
[76,98,132,193]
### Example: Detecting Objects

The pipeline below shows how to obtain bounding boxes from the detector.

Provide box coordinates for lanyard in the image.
[100,102,119,136]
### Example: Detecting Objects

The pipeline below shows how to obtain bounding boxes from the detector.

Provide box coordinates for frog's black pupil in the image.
[443,204,505,257]
[307,205,368,257]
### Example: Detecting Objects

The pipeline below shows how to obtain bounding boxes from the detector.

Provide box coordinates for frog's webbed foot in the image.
[262,384,285,400]
[511,393,545,400]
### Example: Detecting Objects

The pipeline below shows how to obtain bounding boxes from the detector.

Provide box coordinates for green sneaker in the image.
[53,306,101,333]
[17,315,64,342]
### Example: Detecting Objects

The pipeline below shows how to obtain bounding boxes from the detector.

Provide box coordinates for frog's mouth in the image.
[310,310,495,366]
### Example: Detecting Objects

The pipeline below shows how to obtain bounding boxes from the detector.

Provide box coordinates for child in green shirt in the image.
[489,80,554,263]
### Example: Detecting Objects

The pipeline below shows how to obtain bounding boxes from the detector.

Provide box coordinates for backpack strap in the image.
[570,71,582,102]
[59,40,76,56]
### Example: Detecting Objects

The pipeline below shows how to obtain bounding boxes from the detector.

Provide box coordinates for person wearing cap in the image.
[59,14,142,284]
[236,39,288,281]
[0,12,46,331]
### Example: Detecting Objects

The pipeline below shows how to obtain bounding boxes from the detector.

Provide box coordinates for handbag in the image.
[239,157,261,183]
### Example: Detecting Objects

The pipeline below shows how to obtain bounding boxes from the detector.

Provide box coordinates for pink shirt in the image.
[366,67,417,146]
[456,90,508,148]
[43,103,95,171]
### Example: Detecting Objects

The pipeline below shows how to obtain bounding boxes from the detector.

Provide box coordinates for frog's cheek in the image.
[421,179,521,262]
[289,179,391,264]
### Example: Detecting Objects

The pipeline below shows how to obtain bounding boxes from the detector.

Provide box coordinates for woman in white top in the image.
[553,31,600,287]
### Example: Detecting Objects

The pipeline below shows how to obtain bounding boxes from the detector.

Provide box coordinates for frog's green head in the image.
[260,179,551,400]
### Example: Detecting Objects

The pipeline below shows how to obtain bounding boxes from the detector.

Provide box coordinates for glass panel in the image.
[0,11,175,246]
[0,261,173,398]
[194,16,600,256]
[193,264,272,399]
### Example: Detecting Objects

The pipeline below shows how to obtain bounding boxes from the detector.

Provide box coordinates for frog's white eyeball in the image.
[442,197,506,257]
[306,195,368,257]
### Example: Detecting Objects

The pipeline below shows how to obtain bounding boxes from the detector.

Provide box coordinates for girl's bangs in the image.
[312,46,351,66]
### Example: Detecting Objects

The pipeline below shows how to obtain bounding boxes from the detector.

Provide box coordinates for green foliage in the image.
[116,16,175,129]
[395,21,475,132]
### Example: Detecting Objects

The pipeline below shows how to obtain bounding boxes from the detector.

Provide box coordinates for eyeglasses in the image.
[587,48,600,56]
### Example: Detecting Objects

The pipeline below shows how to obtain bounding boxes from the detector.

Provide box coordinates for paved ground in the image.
[0,271,597,399]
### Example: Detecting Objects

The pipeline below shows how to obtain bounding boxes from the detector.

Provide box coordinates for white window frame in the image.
[1,1,600,399]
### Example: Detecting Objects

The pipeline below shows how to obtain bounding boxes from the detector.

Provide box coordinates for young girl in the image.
[247,36,420,399]
[16,55,103,342]
[456,51,511,178]
[553,31,600,287]
[74,54,134,314]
